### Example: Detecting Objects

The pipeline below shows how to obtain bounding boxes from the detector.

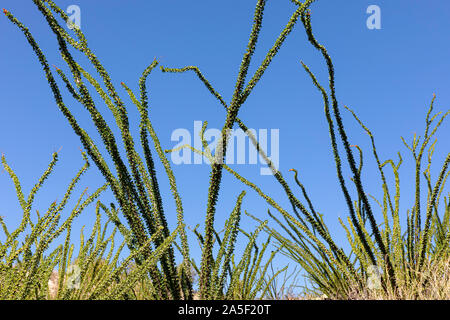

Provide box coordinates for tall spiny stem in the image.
[199,0,266,298]
[199,0,316,298]
[300,10,397,290]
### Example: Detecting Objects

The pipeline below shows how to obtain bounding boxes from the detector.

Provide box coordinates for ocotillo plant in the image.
[4,0,304,299]
[0,150,103,299]
[290,7,448,297]
[164,2,449,298]
[3,1,190,299]
[165,121,284,299]
[215,6,449,298]
[0,150,274,299]
[4,0,448,300]
[0,150,176,300]
[161,0,317,298]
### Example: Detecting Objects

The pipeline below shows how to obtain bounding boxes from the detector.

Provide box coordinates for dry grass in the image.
[340,256,450,300]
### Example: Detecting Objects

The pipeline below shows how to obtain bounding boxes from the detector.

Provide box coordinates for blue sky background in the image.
[1,0,449,294]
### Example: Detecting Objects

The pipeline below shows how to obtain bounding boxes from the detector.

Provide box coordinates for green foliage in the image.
[0,151,176,299]
[161,0,317,298]
[233,7,449,299]
[4,0,302,299]
[3,0,448,300]
[163,2,449,299]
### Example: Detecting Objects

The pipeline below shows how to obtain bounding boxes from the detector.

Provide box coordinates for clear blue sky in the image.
[1,0,449,292]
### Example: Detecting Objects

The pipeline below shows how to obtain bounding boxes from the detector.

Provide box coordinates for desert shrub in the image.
[0,151,178,299]
[229,6,450,299]
[3,0,319,299]
[2,0,448,300]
